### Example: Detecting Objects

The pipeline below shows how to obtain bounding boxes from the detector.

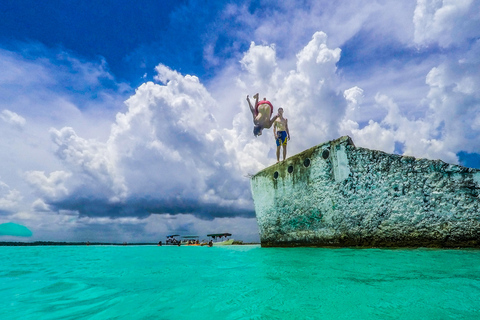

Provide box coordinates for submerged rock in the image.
[250,136,480,247]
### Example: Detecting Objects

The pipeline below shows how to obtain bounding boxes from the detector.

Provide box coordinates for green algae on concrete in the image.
[251,136,480,248]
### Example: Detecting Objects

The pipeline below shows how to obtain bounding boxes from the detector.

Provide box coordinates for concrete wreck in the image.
[250,136,480,247]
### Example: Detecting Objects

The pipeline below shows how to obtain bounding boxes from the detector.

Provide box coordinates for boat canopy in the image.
[166,234,180,238]
[181,235,199,239]
[207,233,232,239]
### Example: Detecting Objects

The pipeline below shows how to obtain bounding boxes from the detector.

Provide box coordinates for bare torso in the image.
[255,103,271,123]
[255,103,273,127]
[274,116,287,131]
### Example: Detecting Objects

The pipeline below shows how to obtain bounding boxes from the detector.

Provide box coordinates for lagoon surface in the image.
[1,245,480,319]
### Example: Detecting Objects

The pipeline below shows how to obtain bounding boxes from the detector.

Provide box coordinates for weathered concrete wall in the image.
[251,136,480,247]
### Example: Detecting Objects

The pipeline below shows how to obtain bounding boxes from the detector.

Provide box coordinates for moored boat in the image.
[165,234,180,245]
[181,235,201,246]
[207,233,234,246]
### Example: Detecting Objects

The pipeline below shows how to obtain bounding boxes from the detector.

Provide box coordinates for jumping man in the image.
[246,93,279,136]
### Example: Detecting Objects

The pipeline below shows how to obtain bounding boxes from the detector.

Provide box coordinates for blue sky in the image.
[1,0,480,242]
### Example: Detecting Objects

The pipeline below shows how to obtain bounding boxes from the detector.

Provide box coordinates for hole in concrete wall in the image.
[273,171,279,179]
[288,165,294,173]
[322,149,330,159]
[304,158,311,167]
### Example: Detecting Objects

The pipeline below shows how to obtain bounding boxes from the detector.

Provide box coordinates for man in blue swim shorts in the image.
[273,107,290,162]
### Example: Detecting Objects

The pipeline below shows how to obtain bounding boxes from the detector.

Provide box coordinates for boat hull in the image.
[212,239,234,246]
[251,136,480,248]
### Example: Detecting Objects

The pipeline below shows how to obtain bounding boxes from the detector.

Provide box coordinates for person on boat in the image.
[246,93,279,137]
[208,240,213,247]
[273,107,290,162]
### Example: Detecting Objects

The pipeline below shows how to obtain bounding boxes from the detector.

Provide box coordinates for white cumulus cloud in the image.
[1,109,26,129]
[413,0,480,47]
[24,170,72,201]
[0,181,22,213]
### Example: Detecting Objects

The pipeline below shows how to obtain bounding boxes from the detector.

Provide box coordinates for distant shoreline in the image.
[0,241,260,246]
[0,241,151,246]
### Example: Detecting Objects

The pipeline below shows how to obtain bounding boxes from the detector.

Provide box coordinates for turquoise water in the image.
[1,245,480,319]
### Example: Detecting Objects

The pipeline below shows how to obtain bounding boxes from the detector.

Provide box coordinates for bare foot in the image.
[253,93,259,99]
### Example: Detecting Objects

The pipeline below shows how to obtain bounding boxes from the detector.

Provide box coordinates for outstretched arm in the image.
[286,119,290,140]
[264,114,279,129]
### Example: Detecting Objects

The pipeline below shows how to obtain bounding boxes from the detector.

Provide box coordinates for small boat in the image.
[181,235,201,246]
[165,234,180,245]
[207,233,234,246]
[213,239,234,246]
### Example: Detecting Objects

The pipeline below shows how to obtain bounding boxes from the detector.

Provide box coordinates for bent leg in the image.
[253,93,259,118]
[246,95,256,121]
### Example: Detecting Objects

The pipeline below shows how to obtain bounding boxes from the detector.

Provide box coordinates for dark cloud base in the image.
[48,197,255,220]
